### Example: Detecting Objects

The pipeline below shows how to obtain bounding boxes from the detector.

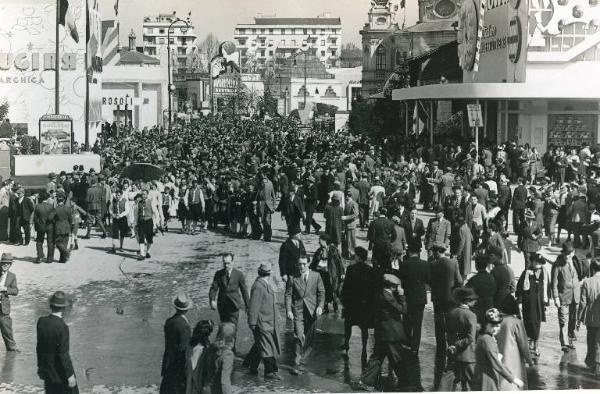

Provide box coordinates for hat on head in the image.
[383,274,401,286]
[307,175,315,183]
[1,253,13,264]
[562,241,575,255]
[258,262,272,275]
[524,209,535,220]
[433,161,439,166]
[173,292,193,311]
[452,287,478,303]
[432,241,447,251]
[48,172,56,179]
[485,308,503,324]
[49,291,68,308]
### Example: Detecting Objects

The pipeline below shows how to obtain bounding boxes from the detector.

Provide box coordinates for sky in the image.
[98,0,419,47]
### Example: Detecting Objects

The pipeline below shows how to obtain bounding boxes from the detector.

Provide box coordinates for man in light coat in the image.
[455,216,473,279]
[342,190,359,259]
[552,241,582,351]
[578,259,600,376]
[425,207,452,255]
[0,253,18,351]
[285,256,325,374]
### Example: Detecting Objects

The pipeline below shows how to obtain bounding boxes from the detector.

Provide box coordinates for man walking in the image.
[245,263,282,380]
[136,190,157,260]
[160,292,193,394]
[430,241,463,390]
[303,176,321,234]
[33,192,56,264]
[342,190,359,259]
[209,253,249,350]
[36,291,77,393]
[367,207,396,271]
[53,193,72,264]
[278,230,306,282]
[425,207,452,256]
[512,177,528,242]
[257,174,276,242]
[578,258,600,376]
[83,176,106,239]
[0,253,18,352]
[285,255,325,375]
[552,241,581,351]
[355,172,371,229]
[109,189,129,253]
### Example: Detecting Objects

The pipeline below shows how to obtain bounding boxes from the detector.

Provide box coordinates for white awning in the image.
[392,82,600,101]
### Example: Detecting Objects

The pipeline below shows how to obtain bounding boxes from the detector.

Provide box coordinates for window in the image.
[321,50,326,56]
[321,29,326,34]
[239,28,245,34]
[280,39,285,46]
[303,28,308,34]
[251,40,256,46]
[375,45,386,70]
[158,38,165,44]
[331,38,337,44]
[146,28,153,34]
[269,28,273,34]
[321,40,325,46]
[181,38,186,46]
[312,29,317,34]
[260,50,265,57]
[324,86,337,98]
[331,49,337,57]
[269,50,274,56]
[159,28,165,34]
[169,38,174,44]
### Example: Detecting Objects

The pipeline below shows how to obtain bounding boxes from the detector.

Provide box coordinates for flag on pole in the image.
[58,0,79,43]
[114,0,119,16]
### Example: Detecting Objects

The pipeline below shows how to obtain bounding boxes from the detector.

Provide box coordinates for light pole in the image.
[292,36,312,110]
[124,93,129,129]
[167,17,191,132]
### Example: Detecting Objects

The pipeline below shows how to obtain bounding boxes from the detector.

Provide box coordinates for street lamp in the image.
[124,93,129,129]
[292,36,312,110]
[167,17,191,132]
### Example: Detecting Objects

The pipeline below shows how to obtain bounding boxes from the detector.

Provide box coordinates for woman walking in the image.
[473,308,525,391]
[186,320,214,394]
[515,253,547,361]
[496,295,533,390]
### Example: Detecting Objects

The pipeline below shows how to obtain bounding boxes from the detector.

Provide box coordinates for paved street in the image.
[0,209,598,393]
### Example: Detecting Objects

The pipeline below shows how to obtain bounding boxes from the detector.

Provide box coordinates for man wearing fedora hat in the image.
[36,291,77,393]
[160,292,193,394]
[33,191,56,264]
[518,209,542,270]
[447,287,478,391]
[0,253,18,352]
[245,263,282,380]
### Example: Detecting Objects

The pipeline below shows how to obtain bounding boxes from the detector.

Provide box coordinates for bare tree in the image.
[199,33,220,61]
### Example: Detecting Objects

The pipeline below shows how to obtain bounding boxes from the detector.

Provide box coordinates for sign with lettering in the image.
[467,104,483,127]
[462,0,528,82]
[39,114,73,155]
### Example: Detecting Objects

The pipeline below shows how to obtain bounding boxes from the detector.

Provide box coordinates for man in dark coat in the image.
[551,241,581,350]
[244,263,282,380]
[466,255,497,326]
[447,287,478,391]
[367,207,396,271]
[160,292,193,394]
[359,274,423,391]
[340,246,376,366]
[278,231,306,282]
[281,184,305,235]
[209,252,249,350]
[402,208,426,253]
[36,291,77,394]
[285,255,325,374]
[398,240,430,352]
[497,176,512,231]
[33,192,56,264]
[84,176,107,239]
[0,253,18,351]
[355,172,371,229]
[257,174,276,242]
[429,241,463,390]
[511,177,528,242]
[53,193,72,264]
[303,176,321,234]
[13,188,34,245]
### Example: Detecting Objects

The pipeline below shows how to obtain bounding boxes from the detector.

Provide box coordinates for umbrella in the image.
[121,163,164,182]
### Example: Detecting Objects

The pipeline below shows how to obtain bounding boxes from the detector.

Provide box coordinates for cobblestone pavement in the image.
[0,208,598,393]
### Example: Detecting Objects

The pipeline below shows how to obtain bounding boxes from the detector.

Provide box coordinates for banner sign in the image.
[39,114,72,154]
[461,0,528,82]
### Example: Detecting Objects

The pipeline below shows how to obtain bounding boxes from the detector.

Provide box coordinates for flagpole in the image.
[85,0,90,150]
[55,0,60,114]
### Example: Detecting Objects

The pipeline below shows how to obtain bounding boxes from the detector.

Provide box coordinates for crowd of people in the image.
[2,115,600,392]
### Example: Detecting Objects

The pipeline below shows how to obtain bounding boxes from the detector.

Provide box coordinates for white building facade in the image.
[142,13,197,70]
[234,15,342,71]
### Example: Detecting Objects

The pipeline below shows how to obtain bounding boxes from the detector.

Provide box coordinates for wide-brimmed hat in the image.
[562,241,575,255]
[524,209,535,220]
[173,292,193,311]
[258,263,272,275]
[452,287,478,303]
[485,308,503,324]
[383,274,401,286]
[49,291,68,308]
[1,253,13,264]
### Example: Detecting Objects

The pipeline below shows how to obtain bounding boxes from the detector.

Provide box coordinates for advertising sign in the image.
[460,0,529,82]
[0,0,87,140]
[39,114,72,154]
[86,0,103,123]
[467,104,483,127]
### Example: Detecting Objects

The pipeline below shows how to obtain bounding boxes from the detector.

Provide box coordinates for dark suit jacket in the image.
[498,185,512,209]
[511,185,528,210]
[466,271,497,324]
[285,271,325,318]
[53,204,72,236]
[398,256,430,305]
[161,314,191,377]
[278,238,306,278]
[447,305,477,362]
[209,268,249,312]
[355,180,371,205]
[367,216,396,247]
[0,271,18,315]
[430,256,463,306]
[19,197,35,222]
[403,218,426,251]
[374,289,409,344]
[36,314,75,384]
[33,202,56,232]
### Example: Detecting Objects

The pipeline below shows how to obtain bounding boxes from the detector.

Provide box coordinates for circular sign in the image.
[508,16,523,64]
[434,0,457,18]
[458,0,479,71]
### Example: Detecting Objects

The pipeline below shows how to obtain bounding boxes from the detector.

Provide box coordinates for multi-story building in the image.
[142,12,197,70]
[234,14,342,71]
